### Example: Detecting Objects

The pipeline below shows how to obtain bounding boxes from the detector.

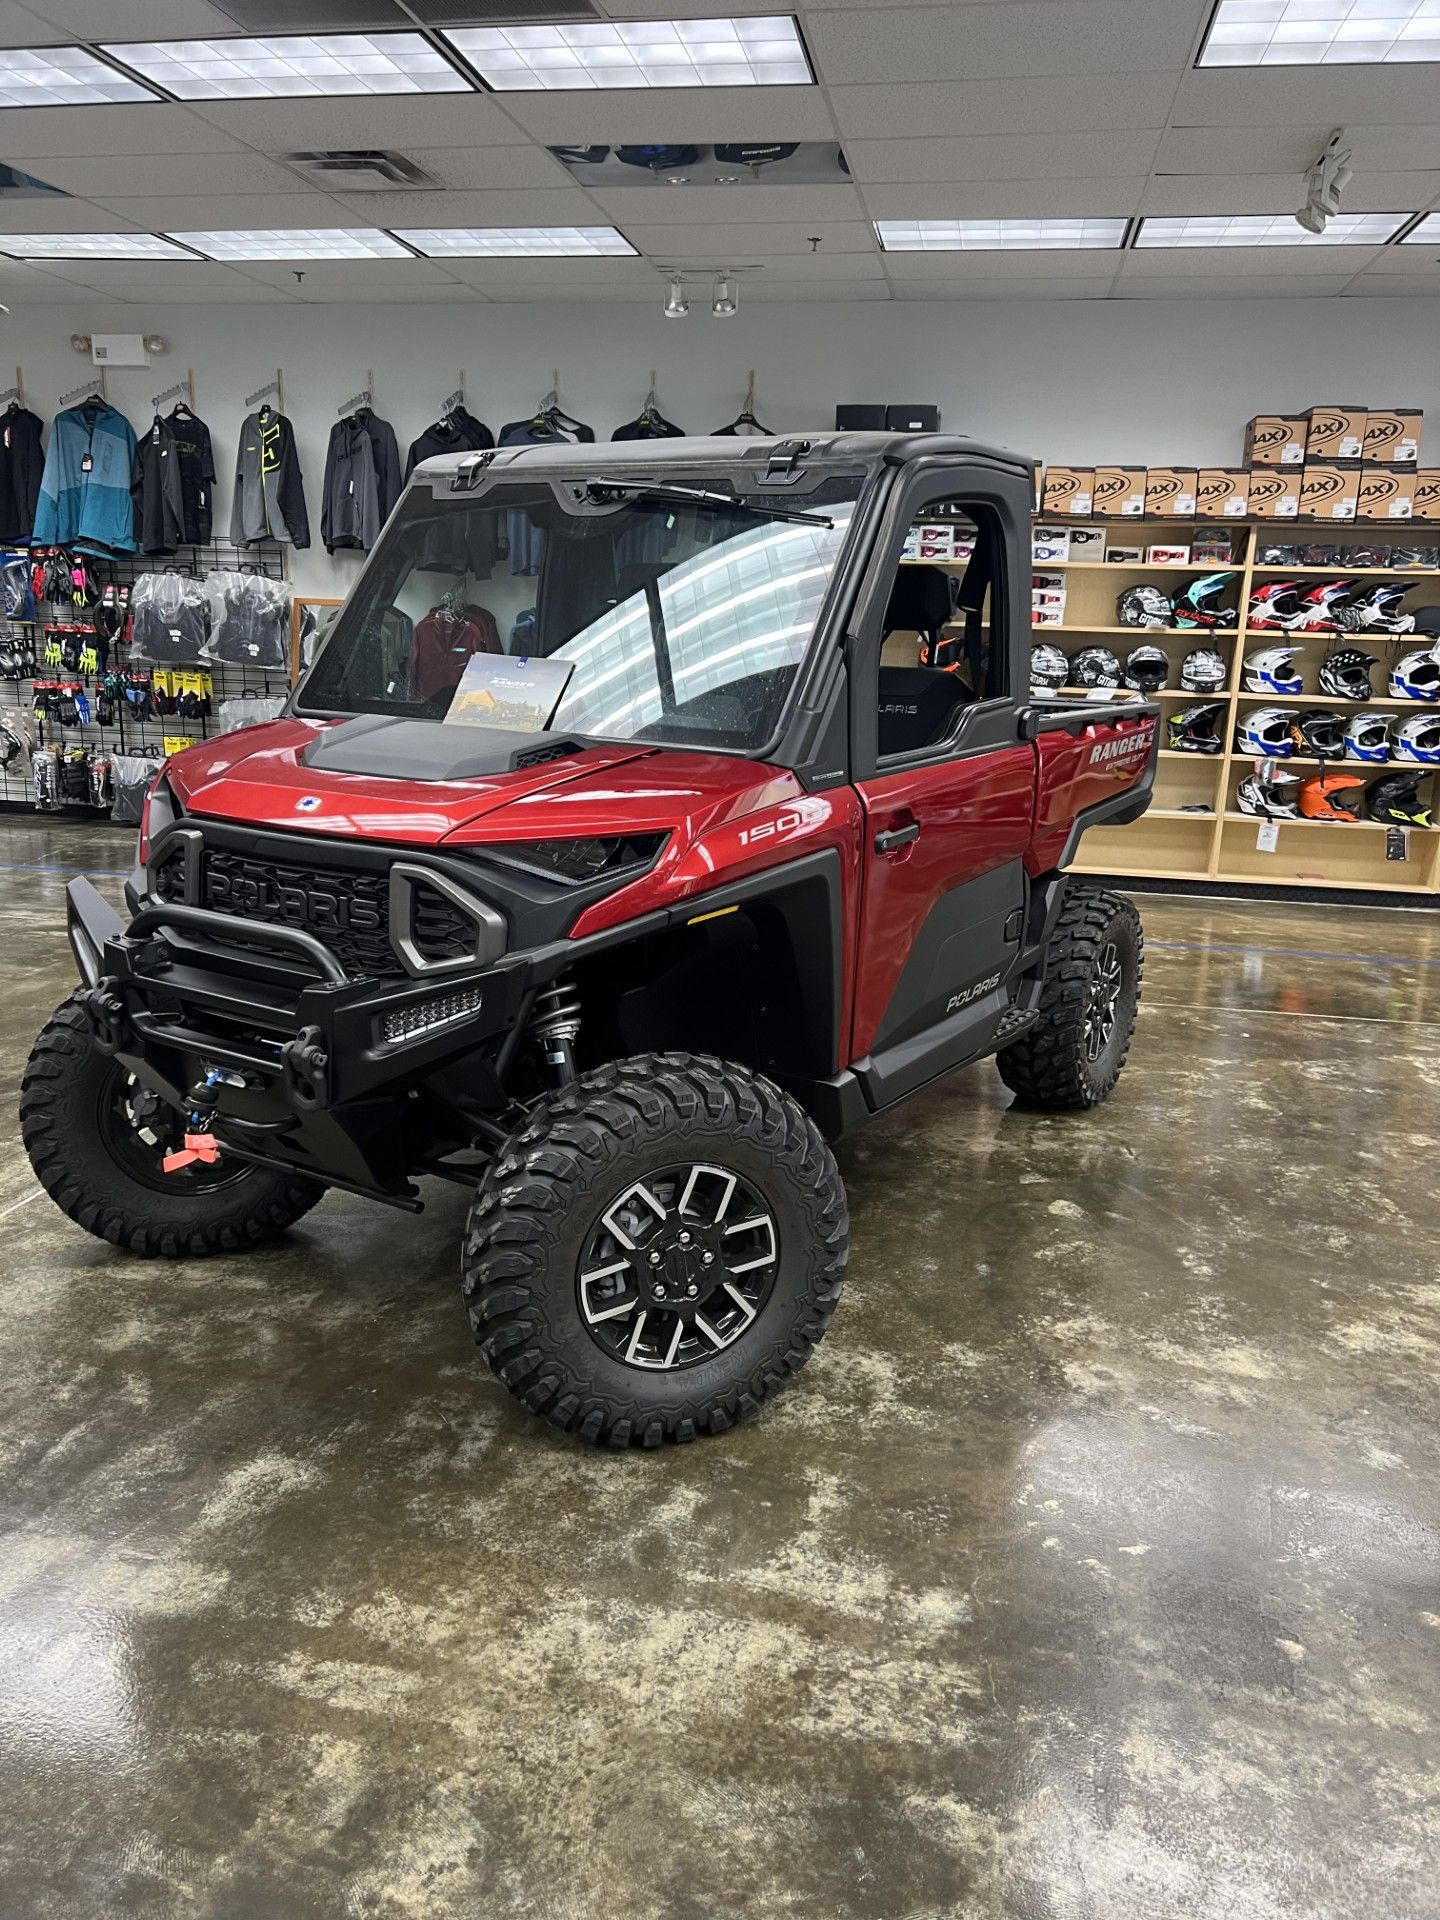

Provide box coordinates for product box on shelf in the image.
[1191,533,1236,564]
[1248,467,1302,518]
[1305,406,1368,461]
[1105,544,1145,564]
[1068,524,1108,560]
[1147,544,1191,565]
[1093,465,1147,517]
[1041,466,1094,515]
[1362,408,1423,465]
[1299,461,1360,520]
[1244,415,1306,466]
[1196,468,1251,517]
[1355,466,1416,520]
[1411,470,1440,521]
[1032,524,1072,563]
[1144,467,1197,516]
[1032,571,1066,624]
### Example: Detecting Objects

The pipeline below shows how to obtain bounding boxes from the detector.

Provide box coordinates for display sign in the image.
[444,654,575,732]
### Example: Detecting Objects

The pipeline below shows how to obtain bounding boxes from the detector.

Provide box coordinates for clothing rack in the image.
[337,372,374,419]
[151,370,196,412]
[439,377,465,420]
[244,370,284,411]
[0,369,22,408]
[60,372,107,407]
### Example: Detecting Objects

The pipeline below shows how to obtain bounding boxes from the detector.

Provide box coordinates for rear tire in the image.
[997,884,1142,1109]
[461,1053,848,1448]
[21,994,324,1257]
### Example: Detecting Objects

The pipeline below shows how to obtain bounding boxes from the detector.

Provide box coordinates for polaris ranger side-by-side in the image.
[22,434,1156,1446]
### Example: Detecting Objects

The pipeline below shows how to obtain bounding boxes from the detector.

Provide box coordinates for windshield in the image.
[298,473,862,755]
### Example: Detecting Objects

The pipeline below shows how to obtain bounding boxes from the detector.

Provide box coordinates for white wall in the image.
[5,293,1439,597]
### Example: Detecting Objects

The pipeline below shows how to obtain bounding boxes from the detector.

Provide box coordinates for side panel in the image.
[1028,709,1159,873]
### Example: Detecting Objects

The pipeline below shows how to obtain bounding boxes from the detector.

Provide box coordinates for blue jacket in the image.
[32,400,139,554]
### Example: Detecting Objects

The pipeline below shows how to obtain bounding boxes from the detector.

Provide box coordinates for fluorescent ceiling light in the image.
[875,218,1128,251]
[1199,1,1440,67]
[444,15,812,90]
[395,227,637,257]
[0,46,157,107]
[1136,212,1410,246]
[0,232,190,259]
[102,33,470,99]
[1400,212,1440,239]
[171,229,409,260]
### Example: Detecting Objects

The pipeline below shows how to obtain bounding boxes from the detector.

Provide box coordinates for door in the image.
[848,480,1035,1107]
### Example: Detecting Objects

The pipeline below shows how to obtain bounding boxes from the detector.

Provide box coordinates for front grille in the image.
[410,879,478,964]
[200,849,398,978]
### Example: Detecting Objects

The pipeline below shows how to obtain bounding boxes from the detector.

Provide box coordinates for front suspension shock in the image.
[532,977,581,1088]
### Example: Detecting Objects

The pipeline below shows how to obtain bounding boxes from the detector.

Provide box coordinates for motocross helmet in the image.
[1124,644,1170,692]
[1173,572,1238,629]
[1248,581,1302,630]
[1235,707,1295,756]
[1344,711,1392,763]
[1289,579,1357,633]
[1180,648,1227,693]
[1394,715,1440,763]
[1236,765,1302,818]
[1290,709,1346,759]
[1243,646,1303,695]
[1389,650,1440,699]
[1167,703,1225,753]
[1334,581,1414,636]
[1409,604,1440,642]
[616,144,702,172]
[1298,772,1367,821]
[1317,648,1376,701]
[1367,770,1432,828]
[1069,646,1122,689]
[1117,585,1173,628]
[1030,643,1069,690]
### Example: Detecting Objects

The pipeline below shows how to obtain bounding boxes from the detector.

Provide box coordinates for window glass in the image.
[875,503,1005,758]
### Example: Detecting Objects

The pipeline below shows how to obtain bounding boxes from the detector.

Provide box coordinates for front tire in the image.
[21,995,324,1257]
[462,1053,848,1447]
[997,884,1143,1109]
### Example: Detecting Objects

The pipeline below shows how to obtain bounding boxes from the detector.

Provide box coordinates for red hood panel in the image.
[167,718,660,845]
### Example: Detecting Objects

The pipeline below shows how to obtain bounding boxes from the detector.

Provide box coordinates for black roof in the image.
[412,430,1034,484]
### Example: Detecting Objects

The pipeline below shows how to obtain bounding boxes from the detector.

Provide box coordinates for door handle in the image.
[874,822,920,854]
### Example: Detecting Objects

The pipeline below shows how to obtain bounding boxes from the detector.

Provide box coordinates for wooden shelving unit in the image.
[1035,516,1440,898]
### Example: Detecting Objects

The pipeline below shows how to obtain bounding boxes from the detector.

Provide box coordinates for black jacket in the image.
[0,405,44,543]
[322,416,382,555]
[167,406,215,545]
[131,415,187,555]
[405,406,493,479]
[355,408,403,524]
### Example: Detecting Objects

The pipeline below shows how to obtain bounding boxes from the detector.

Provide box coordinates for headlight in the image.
[484,834,667,886]
[138,774,178,866]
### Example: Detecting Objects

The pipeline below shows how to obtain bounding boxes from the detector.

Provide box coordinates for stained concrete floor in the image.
[1,817,1438,1920]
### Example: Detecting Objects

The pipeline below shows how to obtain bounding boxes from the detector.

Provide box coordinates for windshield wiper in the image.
[584,477,833,529]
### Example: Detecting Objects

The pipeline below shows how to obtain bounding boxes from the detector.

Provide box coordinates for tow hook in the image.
[79,977,127,1054]
[163,1068,227,1174]
[283,1025,330,1111]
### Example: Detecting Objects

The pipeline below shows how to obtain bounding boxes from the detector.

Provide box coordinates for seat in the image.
[877,564,970,754]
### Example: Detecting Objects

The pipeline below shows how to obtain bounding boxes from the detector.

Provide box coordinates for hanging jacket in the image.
[321,416,381,555]
[230,407,310,549]
[353,408,403,525]
[612,413,686,441]
[167,406,216,545]
[405,407,493,479]
[409,603,501,703]
[0,406,45,543]
[31,399,139,555]
[497,417,596,576]
[131,415,187,556]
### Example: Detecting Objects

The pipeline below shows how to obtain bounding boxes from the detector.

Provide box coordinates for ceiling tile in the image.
[619,220,874,256]
[1343,275,1440,295]
[491,87,837,145]
[1358,247,1440,276]
[892,277,1115,299]
[84,191,345,226]
[1154,126,1314,176]
[230,257,462,288]
[805,0,1206,87]
[828,72,1178,140]
[744,280,891,300]
[587,183,864,225]
[884,248,1121,280]
[862,178,1146,219]
[1115,276,1354,298]
[1171,67,1440,130]
[184,95,529,150]
[0,1,63,43]
[33,256,252,290]
[31,151,314,197]
[846,129,1162,186]
[1121,245,1382,277]
[434,255,657,288]
[27,0,234,33]
[1142,172,1439,215]
[0,102,244,157]
[0,201,141,232]
[289,283,487,304]
[661,251,885,280]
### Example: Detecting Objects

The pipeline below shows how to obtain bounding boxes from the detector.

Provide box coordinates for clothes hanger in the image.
[718,370,774,437]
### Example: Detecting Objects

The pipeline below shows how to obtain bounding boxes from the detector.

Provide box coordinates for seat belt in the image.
[954,542,993,692]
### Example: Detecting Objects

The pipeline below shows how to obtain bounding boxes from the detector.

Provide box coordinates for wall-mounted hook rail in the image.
[0,368,22,408]
[60,370,106,408]
[151,369,195,412]
[245,369,283,410]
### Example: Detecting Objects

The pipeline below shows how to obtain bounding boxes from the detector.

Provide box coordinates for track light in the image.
[712,273,738,317]
[662,274,689,319]
[1297,128,1353,237]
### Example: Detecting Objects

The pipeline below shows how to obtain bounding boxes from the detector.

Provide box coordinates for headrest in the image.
[884,563,953,635]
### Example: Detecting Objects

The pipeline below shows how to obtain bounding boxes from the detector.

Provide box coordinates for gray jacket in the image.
[230,408,310,549]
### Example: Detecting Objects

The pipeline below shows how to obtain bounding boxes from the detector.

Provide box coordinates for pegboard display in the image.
[0,538,293,821]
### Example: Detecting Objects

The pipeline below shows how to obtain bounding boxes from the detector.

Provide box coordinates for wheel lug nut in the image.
[649,1250,662,1264]
[679,1232,691,1246]
[702,1251,713,1265]
[686,1284,698,1298]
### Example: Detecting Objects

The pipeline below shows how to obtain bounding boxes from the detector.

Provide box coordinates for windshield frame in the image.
[290,458,881,766]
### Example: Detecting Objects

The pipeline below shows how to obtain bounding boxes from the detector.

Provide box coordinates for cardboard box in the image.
[1192,533,1236,565]
[1145,467,1197,516]
[1093,464,1147,517]
[1105,545,1145,564]
[1362,408,1423,466]
[1412,470,1440,521]
[1068,524,1108,560]
[1244,415,1307,467]
[1299,460,1360,520]
[1041,465,1093,516]
[1357,466,1416,520]
[1195,468,1251,518]
[1306,406,1368,461]
[1032,524,1072,563]
[1248,467,1302,519]
[1148,544,1192,565]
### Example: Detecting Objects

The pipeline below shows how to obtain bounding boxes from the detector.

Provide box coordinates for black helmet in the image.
[1317,648,1376,701]
[1117,585,1173,628]
[1124,644,1169,692]
[1069,646,1122,688]
[1168,702,1225,753]
[1030,643,1068,690]
[1367,770,1432,828]
[1290,708,1347,758]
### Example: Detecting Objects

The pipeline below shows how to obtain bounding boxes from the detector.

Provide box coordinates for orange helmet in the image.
[1298,772,1367,821]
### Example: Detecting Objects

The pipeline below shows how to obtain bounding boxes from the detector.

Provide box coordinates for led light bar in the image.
[0,46,158,107]
[171,229,409,260]
[101,33,471,99]
[394,227,636,257]
[444,15,812,90]
[1136,213,1411,246]
[380,986,484,1046]
[0,232,192,259]
[875,218,1128,251]
[1199,1,1440,67]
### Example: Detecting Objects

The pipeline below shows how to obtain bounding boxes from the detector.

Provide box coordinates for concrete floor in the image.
[1,816,1438,1920]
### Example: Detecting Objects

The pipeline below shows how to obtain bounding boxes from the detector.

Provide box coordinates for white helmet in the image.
[1236,765,1302,818]
[1394,715,1440,764]
[1343,712,1392,763]
[1180,648,1226,693]
[1235,707,1295,756]
[1389,650,1440,700]
[1243,647,1303,696]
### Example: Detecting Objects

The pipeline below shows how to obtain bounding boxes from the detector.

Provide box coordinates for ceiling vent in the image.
[284,150,440,191]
